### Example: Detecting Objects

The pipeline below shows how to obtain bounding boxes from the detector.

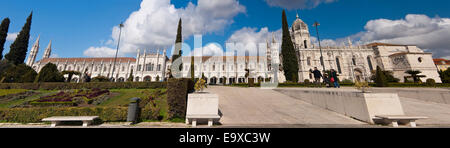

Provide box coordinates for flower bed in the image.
[29,88,110,107]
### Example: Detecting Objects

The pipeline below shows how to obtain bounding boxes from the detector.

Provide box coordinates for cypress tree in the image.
[5,12,33,65]
[171,18,183,77]
[127,69,134,82]
[281,10,299,82]
[375,66,388,87]
[0,18,10,60]
[190,55,194,80]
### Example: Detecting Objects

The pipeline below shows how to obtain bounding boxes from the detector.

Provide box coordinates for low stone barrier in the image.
[369,88,450,105]
[275,88,405,124]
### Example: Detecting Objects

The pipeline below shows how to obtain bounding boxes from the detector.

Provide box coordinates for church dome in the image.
[292,14,308,31]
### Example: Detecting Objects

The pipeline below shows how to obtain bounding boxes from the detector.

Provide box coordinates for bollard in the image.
[127,97,141,123]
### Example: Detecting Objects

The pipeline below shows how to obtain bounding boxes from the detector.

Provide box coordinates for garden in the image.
[0,79,194,124]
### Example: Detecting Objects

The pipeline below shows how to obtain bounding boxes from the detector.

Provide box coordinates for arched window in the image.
[352,57,357,66]
[304,40,308,48]
[336,57,342,74]
[367,56,374,71]
[307,57,311,66]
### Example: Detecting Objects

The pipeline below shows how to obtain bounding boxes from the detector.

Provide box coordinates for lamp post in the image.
[313,21,326,72]
[111,22,124,82]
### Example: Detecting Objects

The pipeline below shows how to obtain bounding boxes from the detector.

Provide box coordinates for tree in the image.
[405,70,424,83]
[439,69,450,83]
[375,66,388,87]
[370,70,399,83]
[0,18,10,60]
[281,10,299,82]
[127,69,134,82]
[35,63,65,82]
[1,64,37,83]
[171,18,183,77]
[5,12,33,65]
[190,55,194,81]
[62,70,81,82]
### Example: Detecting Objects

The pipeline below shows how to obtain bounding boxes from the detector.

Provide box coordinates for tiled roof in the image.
[37,57,136,63]
[434,58,450,65]
[366,42,409,47]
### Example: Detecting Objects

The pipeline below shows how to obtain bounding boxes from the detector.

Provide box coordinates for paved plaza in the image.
[207,86,364,125]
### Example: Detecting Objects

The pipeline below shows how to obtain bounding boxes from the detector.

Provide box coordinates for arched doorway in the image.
[354,68,364,82]
[210,77,217,85]
[144,76,152,82]
[135,77,140,82]
[258,76,263,83]
[238,77,245,83]
[229,77,236,85]
[118,77,125,82]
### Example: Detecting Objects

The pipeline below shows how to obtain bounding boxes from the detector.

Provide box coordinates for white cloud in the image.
[85,0,245,57]
[50,53,59,58]
[312,14,450,58]
[353,14,450,58]
[6,32,18,41]
[265,0,337,10]
[226,27,281,55]
[83,46,122,57]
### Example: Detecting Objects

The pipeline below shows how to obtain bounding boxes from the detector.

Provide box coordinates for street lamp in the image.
[111,22,124,82]
[313,21,326,72]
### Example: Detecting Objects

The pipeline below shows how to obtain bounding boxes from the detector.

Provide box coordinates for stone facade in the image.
[27,15,442,83]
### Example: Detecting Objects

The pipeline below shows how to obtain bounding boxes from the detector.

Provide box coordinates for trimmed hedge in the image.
[167,78,193,119]
[0,82,166,90]
[0,107,128,123]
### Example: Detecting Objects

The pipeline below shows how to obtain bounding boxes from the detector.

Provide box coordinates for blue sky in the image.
[1,0,450,60]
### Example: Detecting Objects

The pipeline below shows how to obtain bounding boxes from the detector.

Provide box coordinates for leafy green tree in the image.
[1,64,37,83]
[35,63,64,82]
[171,18,183,77]
[62,71,81,82]
[0,18,10,60]
[281,10,299,82]
[5,13,33,65]
[405,70,424,83]
[439,69,450,83]
[375,66,388,87]
[370,70,399,83]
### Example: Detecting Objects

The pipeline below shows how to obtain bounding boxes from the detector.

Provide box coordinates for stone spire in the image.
[296,11,299,19]
[43,40,52,59]
[347,37,353,48]
[26,35,40,66]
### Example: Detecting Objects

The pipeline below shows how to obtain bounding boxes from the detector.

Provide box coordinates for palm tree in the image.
[405,70,424,83]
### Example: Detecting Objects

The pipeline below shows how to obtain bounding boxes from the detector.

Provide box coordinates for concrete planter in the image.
[186,92,221,126]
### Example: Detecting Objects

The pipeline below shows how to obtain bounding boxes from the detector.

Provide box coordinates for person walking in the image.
[310,67,323,87]
[330,69,340,88]
[323,73,330,88]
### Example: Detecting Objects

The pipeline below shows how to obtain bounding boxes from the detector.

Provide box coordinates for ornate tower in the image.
[291,13,311,49]
[26,35,40,66]
[43,40,52,59]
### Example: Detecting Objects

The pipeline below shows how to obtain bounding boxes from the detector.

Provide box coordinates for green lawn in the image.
[0,89,28,97]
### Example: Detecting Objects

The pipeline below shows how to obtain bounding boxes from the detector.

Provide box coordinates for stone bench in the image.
[42,116,99,127]
[373,115,428,127]
[186,93,221,127]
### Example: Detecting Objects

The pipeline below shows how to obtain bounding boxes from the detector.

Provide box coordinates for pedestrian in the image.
[323,73,330,88]
[310,67,323,87]
[330,69,340,88]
